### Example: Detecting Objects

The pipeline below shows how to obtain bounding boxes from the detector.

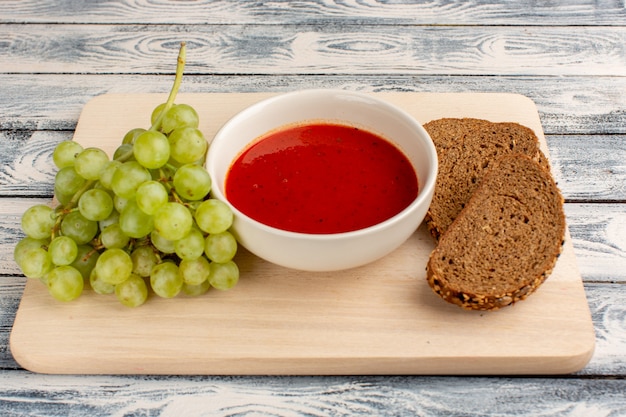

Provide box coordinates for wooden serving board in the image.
[10,92,595,375]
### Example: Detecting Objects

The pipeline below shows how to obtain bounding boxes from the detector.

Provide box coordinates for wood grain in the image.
[0,277,24,370]
[547,135,626,202]
[2,25,624,76]
[3,200,625,283]
[565,204,626,282]
[2,74,625,135]
[0,370,625,417]
[0,131,58,197]
[580,283,626,375]
[2,0,624,25]
[3,131,625,202]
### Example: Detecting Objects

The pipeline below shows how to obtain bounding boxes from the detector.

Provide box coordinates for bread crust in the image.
[425,153,565,311]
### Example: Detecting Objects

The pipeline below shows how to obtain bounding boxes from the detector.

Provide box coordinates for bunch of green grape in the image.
[13,43,239,307]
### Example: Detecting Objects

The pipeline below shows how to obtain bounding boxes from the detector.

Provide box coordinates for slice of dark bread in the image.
[423,118,549,241]
[426,153,565,311]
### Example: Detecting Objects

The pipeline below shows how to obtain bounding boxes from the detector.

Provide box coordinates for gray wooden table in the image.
[1,1,625,415]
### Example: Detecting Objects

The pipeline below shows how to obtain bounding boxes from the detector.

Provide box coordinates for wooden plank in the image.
[3,130,626,203]
[0,278,25,370]
[565,204,626,282]
[2,0,624,25]
[3,198,625,281]
[9,92,595,375]
[1,370,626,416]
[2,74,625,135]
[1,25,624,76]
[0,131,59,197]
[548,135,626,202]
[578,283,626,376]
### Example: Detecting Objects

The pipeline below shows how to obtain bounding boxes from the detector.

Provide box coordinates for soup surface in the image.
[225,123,419,234]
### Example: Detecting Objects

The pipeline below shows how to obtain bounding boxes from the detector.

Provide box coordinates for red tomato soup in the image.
[225,123,419,234]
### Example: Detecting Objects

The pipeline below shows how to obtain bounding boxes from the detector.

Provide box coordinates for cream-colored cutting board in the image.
[10,93,595,375]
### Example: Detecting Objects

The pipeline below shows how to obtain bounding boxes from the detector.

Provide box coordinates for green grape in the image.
[61,211,98,245]
[47,265,84,302]
[113,143,135,161]
[14,237,49,266]
[168,127,208,165]
[78,188,114,221]
[151,103,168,126]
[194,199,233,234]
[89,267,115,295]
[161,104,199,134]
[54,186,74,206]
[115,274,148,307]
[48,236,78,266]
[173,164,211,201]
[209,260,239,291]
[99,210,120,231]
[182,280,211,296]
[123,127,147,145]
[150,230,176,254]
[55,166,86,196]
[114,195,130,213]
[94,248,133,285]
[21,204,55,240]
[131,245,159,277]
[74,147,109,180]
[53,141,84,169]
[119,199,154,239]
[153,202,193,241]
[99,160,122,190]
[18,246,53,279]
[100,223,130,249]
[133,130,170,169]
[174,228,205,260]
[135,180,168,215]
[179,256,211,286]
[172,164,211,201]
[150,262,183,298]
[111,161,151,199]
[71,244,99,280]
[204,231,237,263]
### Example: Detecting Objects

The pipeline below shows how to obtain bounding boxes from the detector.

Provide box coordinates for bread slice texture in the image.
[423,118,549,241]
[426,153,565,311]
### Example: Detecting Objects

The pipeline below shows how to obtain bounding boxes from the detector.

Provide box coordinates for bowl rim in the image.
[207,88,438,240]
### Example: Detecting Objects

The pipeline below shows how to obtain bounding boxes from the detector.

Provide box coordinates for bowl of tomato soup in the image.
[206,90,437,271]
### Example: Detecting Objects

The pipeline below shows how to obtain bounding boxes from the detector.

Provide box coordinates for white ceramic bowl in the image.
[206,89,437,271]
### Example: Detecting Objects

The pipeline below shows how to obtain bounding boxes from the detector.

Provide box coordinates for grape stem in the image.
[69,180,96,207]
[150,42,187,132]
[114,147,134,162]
[51,42,187,241]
